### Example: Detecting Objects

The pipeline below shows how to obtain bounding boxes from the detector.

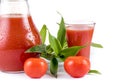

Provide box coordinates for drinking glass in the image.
[66,21,95,59]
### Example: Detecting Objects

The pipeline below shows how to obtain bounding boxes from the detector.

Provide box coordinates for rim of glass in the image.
[65,20,96,26]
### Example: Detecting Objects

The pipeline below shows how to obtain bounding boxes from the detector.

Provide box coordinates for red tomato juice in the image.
[0,15,41,71]
[66,24,94,58]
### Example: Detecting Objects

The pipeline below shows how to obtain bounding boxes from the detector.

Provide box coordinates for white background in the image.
[1,0,120,84]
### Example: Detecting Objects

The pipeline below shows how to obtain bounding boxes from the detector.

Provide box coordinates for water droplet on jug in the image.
[0,34,4,41]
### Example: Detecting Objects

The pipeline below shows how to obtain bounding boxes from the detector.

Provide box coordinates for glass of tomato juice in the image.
[66,21,95,59]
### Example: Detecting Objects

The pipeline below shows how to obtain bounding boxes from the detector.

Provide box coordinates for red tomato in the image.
[24,58,48,78]
[64,56,90,78]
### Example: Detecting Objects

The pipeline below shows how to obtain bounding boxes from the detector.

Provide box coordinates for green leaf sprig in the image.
[88,70,101,74]
[25,16,103,77]
[91,42,103,48]
[50,57,58,78]
[40,25,47,44]
[49,32,62,56]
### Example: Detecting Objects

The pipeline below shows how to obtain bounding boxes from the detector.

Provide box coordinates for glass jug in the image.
[0,0,42,72]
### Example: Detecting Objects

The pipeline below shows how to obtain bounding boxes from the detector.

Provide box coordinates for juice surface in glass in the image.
[0,15,41,71]
[66,24,94,58]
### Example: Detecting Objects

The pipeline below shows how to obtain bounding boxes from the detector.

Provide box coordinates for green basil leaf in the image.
[91,42,103,48]
[46,45,53,54]
[49,32,62,55]
[25,44,46,53]
[63,41,68,49]
[60,46,85,60]
[50,57,58,78]
[88,70,101,74]
[41,53,53,60]
[40,24,47,44]
[57,17,66,47]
